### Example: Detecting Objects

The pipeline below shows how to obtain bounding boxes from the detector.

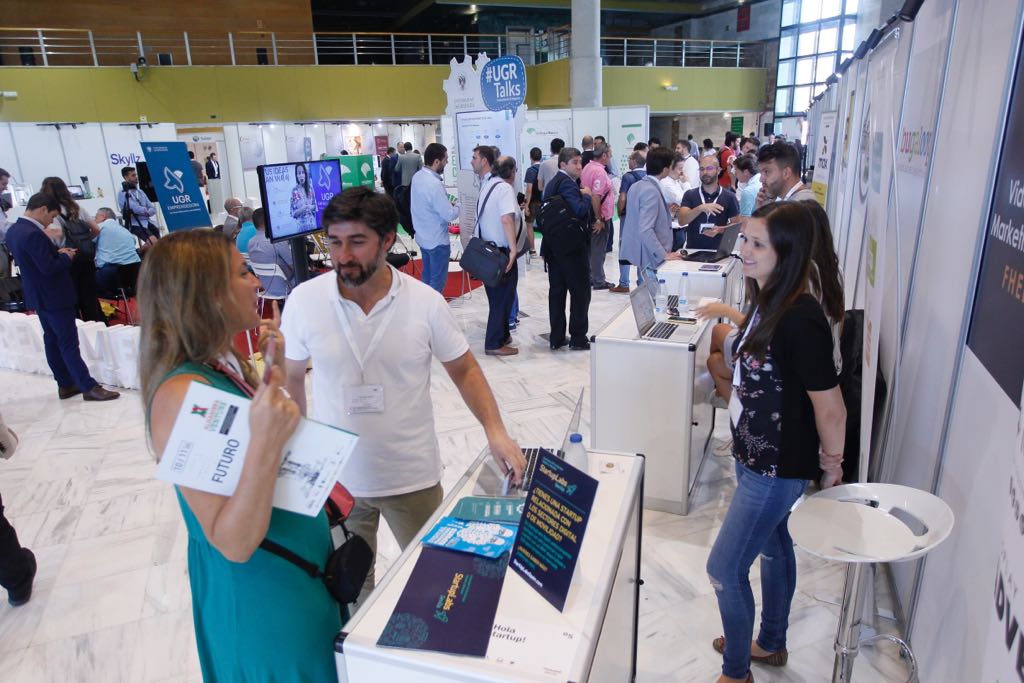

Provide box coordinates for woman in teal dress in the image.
[138,229,341,681]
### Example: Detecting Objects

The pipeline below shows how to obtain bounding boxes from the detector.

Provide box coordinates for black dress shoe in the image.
[83,385,121,402]
[58,386,82,400]
[569,340,591,351]
[550,341,568,350]
[8,549,36,607]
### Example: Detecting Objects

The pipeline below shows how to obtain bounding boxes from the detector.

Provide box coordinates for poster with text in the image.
[521,120,571,164]
[456,110,517,171]
[811,111,837,206]
[609,107,649,179]
[285,134,312,162]
[239,132,266,170]
[967,27,1024,407]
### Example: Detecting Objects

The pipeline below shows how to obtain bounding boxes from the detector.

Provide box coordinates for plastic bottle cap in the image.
[659,279,666,284]
[569,433,583,443]
[682,272,688,277]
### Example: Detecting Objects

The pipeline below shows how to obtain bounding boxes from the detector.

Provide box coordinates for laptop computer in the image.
[629,287,689,340]
[683,223,741,263]
[476,390,585,497]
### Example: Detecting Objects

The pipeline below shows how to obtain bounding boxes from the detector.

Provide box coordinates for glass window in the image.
[818,25,839,52]
[820,0,842,18]
[779,31,797,59]
[793,85,812,111]
[813,83,827,97]
[776,88,792,115]
[841,50,854,63]
[844,0,859,14]
[841,22,856,51]
[801,0,822,23]
[798,31,817,56]
[782,0,798,26]
[816,53,836,81]
[795,57,815,84]
[777,59,795,86]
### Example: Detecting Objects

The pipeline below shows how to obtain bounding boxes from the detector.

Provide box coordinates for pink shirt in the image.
[580,160,614,221]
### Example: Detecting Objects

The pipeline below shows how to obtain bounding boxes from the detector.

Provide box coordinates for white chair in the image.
[93,324,125,386]
[0,312,16,368]
[9,314,49,376]
[108,325,141,389]
[789,483,955,683]
[76,320,108,383]
[249,262,289,360]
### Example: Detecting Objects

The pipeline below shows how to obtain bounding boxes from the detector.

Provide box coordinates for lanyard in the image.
[332,272,401,383]
[698,186,720,221]
[782,182,804,200]
[731,307,760,389]
[208,361,256,398]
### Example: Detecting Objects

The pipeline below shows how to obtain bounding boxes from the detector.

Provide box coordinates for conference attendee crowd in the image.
[0,128,846,683]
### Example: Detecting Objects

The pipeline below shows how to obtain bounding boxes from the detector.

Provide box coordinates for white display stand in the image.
[656,253,744,310]
[591,305,714,515]
[334,447,644,683]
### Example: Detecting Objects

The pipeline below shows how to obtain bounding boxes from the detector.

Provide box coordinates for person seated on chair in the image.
[92,207,141,293]
[247,208,296,310]
[235,207,257,253]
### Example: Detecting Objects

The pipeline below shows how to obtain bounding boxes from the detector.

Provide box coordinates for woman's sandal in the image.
[712,636,788,666]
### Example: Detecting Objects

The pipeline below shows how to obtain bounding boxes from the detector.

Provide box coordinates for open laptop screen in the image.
[629,286,655,336]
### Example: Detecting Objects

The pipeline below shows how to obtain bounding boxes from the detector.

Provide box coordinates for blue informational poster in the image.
[377,546,507,657]
[480,55,527,113]
[139,142,212,231]
[509,452,598,612]
[422,516,519,559]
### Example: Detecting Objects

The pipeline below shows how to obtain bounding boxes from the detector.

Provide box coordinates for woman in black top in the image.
[706,201,846,683]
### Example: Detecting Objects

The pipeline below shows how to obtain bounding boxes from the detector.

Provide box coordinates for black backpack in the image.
[537,174,589,256]
[62,214,96,257]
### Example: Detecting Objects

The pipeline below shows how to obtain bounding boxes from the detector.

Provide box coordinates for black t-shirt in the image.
[731,295,839,480]
[680,186,739,250]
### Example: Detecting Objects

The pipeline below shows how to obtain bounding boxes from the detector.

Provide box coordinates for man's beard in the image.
[335,251,383,287]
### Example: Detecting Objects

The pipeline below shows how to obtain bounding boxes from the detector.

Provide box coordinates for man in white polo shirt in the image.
[282,186,525,598]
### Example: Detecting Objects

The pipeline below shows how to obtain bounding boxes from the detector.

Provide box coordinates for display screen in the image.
[455,110,517,171]
[257,159,342,242]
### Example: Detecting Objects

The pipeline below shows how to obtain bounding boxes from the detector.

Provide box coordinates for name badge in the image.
[344,384,384,415]
[700,222,717,234]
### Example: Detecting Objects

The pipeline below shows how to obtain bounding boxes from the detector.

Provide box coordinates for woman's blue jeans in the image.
[706,461,806,679]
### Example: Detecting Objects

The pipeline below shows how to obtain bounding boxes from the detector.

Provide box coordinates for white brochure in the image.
[156,381,358,516]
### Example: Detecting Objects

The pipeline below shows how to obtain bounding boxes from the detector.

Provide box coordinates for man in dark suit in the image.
[4,193,120,401]
[205,152,221,180]
[380,147,396,197]
[541,147,593,351]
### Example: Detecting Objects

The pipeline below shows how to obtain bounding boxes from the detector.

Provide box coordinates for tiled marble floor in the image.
[0,249,908,682]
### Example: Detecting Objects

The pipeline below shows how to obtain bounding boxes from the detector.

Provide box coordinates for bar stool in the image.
[788,483,954,683]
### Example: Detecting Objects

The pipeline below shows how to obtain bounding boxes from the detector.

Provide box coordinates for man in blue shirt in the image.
[411,143,459,294]
[611,149,647,293]
[115,166,160,245]
[92,207,140,292]
[247,208,296,305]
[541,147,593,350]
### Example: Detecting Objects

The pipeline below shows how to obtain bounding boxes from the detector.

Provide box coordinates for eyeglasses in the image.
[700,166,718,172]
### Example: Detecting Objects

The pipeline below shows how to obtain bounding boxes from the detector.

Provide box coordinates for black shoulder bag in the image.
[62,213,97,258]
[259,521,373,605]
[459,182,511,288]
[536,174,589,256]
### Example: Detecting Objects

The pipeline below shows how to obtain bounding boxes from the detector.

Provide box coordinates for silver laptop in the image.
[629,287,689,341]
[476,390,584,497]
[683,223,742,263]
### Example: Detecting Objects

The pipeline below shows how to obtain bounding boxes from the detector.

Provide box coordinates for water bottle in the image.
[678,272,690,312]
[565,433,589,471]
[655,279,668,321]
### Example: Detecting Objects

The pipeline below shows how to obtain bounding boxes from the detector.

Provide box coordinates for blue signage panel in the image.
[480,55,527,113]
[509,451,597,612]
[140,141,212,231]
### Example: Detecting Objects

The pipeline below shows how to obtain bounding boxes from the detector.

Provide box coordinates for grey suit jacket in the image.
[619,175,673,270]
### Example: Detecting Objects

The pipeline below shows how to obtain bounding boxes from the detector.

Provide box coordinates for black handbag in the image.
[260,522,374,605]
[459,183,510,288]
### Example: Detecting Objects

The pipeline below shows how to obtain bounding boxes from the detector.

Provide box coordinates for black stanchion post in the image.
[290,236,311,284]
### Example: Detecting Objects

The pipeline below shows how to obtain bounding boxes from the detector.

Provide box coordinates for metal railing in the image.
[0,28,766,69]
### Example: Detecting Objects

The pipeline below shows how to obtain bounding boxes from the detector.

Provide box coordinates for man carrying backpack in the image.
[539,147,593,351]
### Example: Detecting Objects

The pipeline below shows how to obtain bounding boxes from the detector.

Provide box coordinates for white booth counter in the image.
[656,254,744,311]
[591,304,714,515]
[335,447,645,683]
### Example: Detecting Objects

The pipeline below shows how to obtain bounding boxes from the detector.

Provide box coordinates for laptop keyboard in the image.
[667,295,679,308]
[519,447,563,489]
[648,322,677,339]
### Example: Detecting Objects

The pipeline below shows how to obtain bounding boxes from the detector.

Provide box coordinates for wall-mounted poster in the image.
[239,132,266,170]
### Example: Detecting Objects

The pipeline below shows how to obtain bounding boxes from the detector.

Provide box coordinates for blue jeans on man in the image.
[706,461,807,679]
[420,243,451,295]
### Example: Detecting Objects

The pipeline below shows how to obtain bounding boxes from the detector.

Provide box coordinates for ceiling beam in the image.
[435,0,703,13]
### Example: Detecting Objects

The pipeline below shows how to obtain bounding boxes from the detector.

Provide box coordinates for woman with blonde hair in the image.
[139,229,340,682]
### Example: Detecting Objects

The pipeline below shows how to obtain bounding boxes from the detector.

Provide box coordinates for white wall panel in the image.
[59,124,115,204]
[9,123,68,192]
